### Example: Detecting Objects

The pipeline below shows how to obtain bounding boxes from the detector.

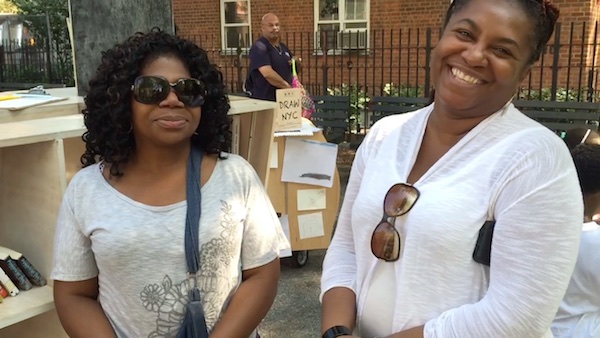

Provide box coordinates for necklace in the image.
[271,43,282,55]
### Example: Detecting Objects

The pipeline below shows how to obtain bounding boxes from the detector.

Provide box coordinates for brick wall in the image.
[173,0,600,98]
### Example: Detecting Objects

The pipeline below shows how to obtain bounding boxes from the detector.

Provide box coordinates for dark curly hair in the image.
[81,28,231,176]
[443,0,560,65]
[571,144,600,196]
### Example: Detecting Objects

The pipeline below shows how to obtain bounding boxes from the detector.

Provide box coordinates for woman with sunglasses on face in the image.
[51,29,288,338]
[321,1,583,338]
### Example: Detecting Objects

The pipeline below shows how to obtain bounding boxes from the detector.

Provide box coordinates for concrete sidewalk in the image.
[258,250,326,338]
[257,146,354,337]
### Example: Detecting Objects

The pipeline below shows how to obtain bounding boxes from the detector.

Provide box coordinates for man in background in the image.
[247,13,299,101]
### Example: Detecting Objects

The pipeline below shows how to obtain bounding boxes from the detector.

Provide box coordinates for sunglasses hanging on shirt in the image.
[131,76,206,107]
[371,183,420,262]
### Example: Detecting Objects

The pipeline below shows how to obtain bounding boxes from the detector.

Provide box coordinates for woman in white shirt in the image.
[552,144,600,338]
[320,0,583,338]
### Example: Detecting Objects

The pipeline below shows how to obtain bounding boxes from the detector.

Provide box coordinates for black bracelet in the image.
[322,325,352,338]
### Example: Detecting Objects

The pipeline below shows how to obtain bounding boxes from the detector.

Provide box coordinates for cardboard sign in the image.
[275,88,302,132]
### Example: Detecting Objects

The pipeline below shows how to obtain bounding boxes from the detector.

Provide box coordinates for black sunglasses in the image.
[131,76,206,107]
[371,183,420,262]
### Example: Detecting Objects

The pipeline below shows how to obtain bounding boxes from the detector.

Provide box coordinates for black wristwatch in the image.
[322,325,352,338]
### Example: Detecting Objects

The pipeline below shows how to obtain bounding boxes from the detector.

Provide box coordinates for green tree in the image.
[0,0,18,13]
[10,0,73,85]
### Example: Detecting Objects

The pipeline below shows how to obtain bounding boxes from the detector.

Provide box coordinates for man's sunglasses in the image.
[131,76,206,107]
[371,183,420,262]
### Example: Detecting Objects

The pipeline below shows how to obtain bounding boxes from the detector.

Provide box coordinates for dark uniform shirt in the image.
[248,36,293,101]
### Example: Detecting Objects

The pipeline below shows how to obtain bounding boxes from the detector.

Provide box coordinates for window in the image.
[220,0,251,51]
[315,0,369,51]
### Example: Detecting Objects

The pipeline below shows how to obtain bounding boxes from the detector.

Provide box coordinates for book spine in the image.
[0,258,32,291]
[16,256,46,287]
[0,267,19,296]
[0,281,8,298]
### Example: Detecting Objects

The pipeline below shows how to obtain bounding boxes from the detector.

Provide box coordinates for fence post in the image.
[424,28,432,98]
[45,12,53,82]
[588,21,598,102]
[551,22,561,101]
[321,30,329,95]
[236,42,243,93]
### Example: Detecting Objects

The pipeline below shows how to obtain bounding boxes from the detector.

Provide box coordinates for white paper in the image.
[281,138,338,188]
[274,118,322,137]
[297,189,327,211]
[278,215,293,257]
[269,142,278,168]
[297,212,325,240]
[0,94,67,110]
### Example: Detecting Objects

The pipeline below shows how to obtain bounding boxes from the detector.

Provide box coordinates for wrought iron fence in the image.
[0,38,73,87]
[184,21,600,104]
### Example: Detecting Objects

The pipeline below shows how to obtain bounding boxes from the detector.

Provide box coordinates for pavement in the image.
[257,145,354,338]
[258,250,327,338]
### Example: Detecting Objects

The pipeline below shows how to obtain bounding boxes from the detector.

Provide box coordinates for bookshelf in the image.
[0,95,275,337]
[0,114,85,338]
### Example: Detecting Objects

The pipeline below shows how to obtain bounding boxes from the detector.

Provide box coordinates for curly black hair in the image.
[81,28,231,177]
[571,144,600,196]
[443,0,560,65]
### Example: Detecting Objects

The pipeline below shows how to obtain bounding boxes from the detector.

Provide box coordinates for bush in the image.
[381,83,424,97]
[327,83,369,132]
[517,87,600,102]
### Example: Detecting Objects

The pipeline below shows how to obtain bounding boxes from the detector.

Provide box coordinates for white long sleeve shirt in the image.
[552,222,600,338]
[321,103,583,338]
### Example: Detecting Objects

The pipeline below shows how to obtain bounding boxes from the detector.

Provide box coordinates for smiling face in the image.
[431,0,534,118]
[130,56,201,148]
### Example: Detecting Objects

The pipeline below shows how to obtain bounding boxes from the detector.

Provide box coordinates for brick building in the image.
[173,0,600,99]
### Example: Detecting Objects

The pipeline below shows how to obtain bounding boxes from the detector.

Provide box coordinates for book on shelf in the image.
[0,266,19,296]
[0,250,32,291]
[0,280,8,298]
[0,246,46,287]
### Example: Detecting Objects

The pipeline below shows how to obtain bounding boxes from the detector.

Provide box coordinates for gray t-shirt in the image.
[51,154,289,338]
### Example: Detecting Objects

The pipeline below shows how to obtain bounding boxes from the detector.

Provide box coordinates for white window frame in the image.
[220,0,252,53]
[314,0,370,53]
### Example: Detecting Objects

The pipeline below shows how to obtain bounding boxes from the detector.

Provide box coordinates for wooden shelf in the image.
[0,286,54,329]
[0,115,85,148]
[0,88,83,124]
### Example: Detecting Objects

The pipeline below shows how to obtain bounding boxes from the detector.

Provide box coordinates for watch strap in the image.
[322,325,352,338]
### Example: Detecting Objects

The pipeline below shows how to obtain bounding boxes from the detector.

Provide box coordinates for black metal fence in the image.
[0,38,73,87]
[184,21,600,104]
[1,20,598,105]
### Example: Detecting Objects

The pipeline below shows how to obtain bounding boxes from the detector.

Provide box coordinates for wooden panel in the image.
[286,169,340,251]
[514,100,600,110]
[0,286,55,329]
[0,310,67,338]
[371,96,430,105]
[267,137,287,214]
[522,111,600,120]
[0,115,85,148]
[0,88,82,124]
[0,142,63,279]
[246,108,275,186]
[266,130,340,251]
[63,137,86,186]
